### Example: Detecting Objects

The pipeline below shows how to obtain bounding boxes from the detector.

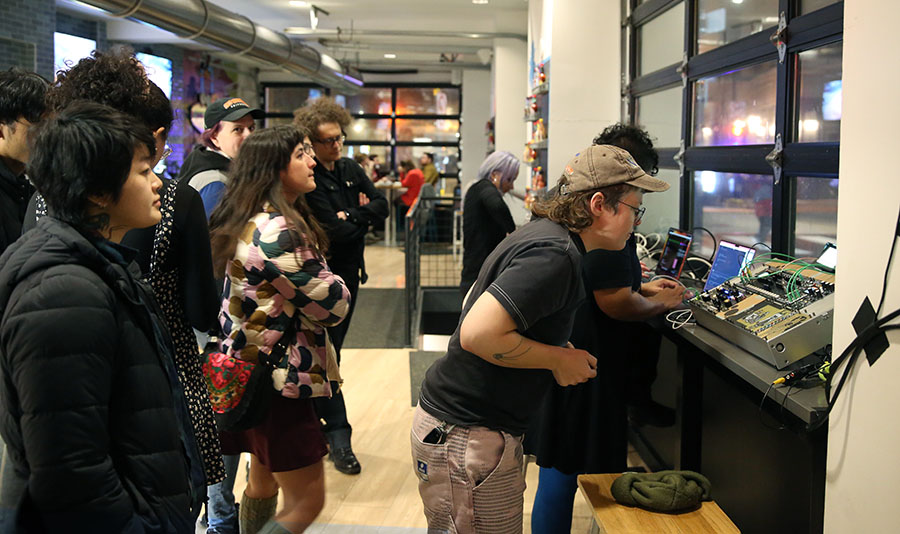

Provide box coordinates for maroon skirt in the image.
[219,393,328,473]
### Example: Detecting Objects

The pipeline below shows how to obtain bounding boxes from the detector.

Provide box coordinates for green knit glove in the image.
[610,470,712,512]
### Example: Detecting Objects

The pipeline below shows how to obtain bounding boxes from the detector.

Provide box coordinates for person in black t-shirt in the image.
[460,150,521,296]
[294,97,388,476]
[412,145,669,533]
[527,125,685,533]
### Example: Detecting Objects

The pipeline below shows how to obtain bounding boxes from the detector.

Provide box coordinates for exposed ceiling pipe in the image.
[79,0,363,93]
[286,28,527,41]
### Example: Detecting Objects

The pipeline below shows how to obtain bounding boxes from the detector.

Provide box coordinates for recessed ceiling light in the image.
[289,1,309,7]
[472,0,489,4]
[384,53,397,59]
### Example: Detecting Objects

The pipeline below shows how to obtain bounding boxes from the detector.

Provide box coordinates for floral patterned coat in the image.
[220,205,350,399]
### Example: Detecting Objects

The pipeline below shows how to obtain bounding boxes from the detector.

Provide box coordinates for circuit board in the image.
[689,263,835,369]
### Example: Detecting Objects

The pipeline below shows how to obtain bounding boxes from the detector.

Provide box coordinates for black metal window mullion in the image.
[771,0,795,253]
[679,0,695,232]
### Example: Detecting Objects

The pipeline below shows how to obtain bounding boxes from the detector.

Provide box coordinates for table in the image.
[577,473,740,534]
[374,181,406,247]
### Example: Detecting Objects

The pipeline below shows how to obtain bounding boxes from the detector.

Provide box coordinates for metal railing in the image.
[404,194,462,346]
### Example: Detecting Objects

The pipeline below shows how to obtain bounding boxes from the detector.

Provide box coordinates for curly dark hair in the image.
[0,68,49,125]
[46,48,171,132]
[28,101,155,233]
[592,123,659,175]
[292,97,351,138]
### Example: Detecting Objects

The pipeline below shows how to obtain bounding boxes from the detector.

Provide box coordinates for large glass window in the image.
[697,0,779,54]
[693,61,777,146]
[796,42,843,143]
[396,119,460,143]
[396,87,460,115]
[801,0,840,15]
[640,168,682,236]
[342,87,393,115]
[693,171,773,246]
[638,3,685,75]
[346,118,392,142]
[794,176,838,257]
[637,86,683,147]
[396,146,459,175]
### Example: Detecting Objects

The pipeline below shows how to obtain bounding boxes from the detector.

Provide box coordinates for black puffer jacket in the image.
[0,217,193,533]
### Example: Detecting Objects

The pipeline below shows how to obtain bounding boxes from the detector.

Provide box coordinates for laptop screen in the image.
[655,228,693,279]
[816,243,837,271]
[703,240,757,291]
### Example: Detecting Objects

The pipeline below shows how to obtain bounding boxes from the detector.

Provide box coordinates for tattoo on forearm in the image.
[493,335,531,361]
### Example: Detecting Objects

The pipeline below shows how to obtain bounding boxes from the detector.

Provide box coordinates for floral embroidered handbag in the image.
[202,321,296,432]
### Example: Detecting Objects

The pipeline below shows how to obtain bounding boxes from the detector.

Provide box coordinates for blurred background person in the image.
[420,151,439,186]
[460,151,520,296]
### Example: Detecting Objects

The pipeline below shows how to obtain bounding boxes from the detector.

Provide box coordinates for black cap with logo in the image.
[204,97,265,129]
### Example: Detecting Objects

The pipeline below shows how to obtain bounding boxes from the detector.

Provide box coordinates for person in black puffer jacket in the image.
[0,103,195,533]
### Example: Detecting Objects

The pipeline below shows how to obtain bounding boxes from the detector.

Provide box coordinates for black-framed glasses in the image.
[160,146,172,160]
[301,143,316,157]
[314,133,346,145]
[617,200,646,223]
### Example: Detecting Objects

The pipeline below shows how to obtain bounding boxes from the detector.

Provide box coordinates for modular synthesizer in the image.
[689,262,835,369]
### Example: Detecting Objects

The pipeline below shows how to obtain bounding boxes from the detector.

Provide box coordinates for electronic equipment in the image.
[816,242,837,272]
[689,262,835,369]
[703,240,757,291]
[655,228,693,279]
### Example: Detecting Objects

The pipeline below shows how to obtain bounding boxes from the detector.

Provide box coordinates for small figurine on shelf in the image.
[533,119,546,142]
[523,146,537,163]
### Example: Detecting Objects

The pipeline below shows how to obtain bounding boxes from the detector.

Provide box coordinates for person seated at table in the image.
[460,150,520,296]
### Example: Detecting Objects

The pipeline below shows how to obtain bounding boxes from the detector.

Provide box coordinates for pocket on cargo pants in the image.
[411,405,455,534]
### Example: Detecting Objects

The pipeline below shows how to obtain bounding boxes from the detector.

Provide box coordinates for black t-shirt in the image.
[460,180,516,292]
[419,217,586,435]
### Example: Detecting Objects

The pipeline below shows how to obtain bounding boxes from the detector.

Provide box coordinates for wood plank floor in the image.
[222,243,645,533]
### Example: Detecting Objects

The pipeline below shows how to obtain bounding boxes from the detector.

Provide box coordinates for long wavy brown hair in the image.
[209,125,329,277]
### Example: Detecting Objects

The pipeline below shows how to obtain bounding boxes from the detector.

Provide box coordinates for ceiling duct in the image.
[79,0,363,93]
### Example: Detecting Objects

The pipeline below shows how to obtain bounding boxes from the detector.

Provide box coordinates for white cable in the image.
[634,232,647,248]
[665,309,694,330]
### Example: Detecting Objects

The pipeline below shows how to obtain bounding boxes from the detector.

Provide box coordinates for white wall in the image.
[460,68,491,187]
[546,0,621,187]
[825,0,900,531]
[492,37,530,224]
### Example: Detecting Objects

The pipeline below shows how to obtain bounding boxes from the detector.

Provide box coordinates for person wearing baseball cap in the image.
[412,143,669,533]
[528,125,685,534]
[179,97,264,218]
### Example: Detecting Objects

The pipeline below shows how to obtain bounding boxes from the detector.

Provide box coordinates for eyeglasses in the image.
[314,134,346,145]
[160,146,172,160]
[617,200,646,223]
[301,143,316,157]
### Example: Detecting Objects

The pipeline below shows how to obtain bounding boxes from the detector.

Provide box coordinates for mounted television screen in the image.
[54,32,96,79]
[136,52,173,99]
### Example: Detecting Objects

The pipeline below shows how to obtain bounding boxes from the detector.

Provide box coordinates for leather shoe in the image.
[329,447,361,475]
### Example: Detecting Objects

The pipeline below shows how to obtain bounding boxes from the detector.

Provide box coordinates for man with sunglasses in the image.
[293,97,387,476]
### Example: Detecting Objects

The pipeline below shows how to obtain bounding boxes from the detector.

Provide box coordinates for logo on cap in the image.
[565,165,574,175]
[224,98,248,109]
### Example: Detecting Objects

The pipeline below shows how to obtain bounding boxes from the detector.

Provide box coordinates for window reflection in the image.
[638,3,685,75]
[796,43,842,143]
[637,86,683,147]
[640,168,681,236]
[795,176,838,257]
[396,119,460,143]
[340,87,392,115]
[697,0,778,54]
[693,61,776,146]
[692,171,773,246]
[396,88,460,115]
[346,118,392,142]
[264,117,294,128]
[801,0,840,15]
[344,145,392,175]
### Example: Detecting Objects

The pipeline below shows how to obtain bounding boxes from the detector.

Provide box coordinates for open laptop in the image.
[703,240,757,291]
[815,242,837,272]
[654,228,694,279]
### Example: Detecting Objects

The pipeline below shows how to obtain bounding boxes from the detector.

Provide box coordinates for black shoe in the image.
[329,447,361,475]
[628,400,676,428]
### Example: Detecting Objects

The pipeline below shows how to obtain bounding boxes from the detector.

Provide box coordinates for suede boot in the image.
[257,519,292,534]
[239,491,278,534]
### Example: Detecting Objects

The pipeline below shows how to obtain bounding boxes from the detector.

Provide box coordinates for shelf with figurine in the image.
[531,62,549,94]
[485,117,495,155]
[524,166,547,211]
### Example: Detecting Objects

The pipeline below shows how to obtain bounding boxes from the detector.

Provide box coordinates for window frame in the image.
[623,0,843,254]
[260,82,462,178]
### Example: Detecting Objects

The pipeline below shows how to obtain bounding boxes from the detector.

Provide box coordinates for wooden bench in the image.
[577,474,740,534]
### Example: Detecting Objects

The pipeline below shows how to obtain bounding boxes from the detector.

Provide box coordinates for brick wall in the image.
[56,11,108,52]
[0,0,55,78]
